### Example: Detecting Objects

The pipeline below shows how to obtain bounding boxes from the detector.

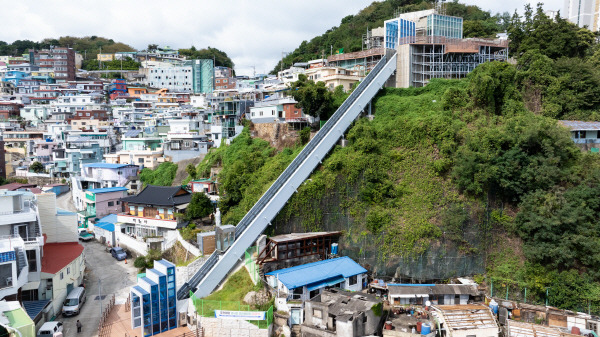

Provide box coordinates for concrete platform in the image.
[100,304,192,337]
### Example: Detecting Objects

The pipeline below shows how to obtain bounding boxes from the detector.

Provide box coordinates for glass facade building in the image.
[426,14,463,39]
[187,59,214,94]
[131,259,177,336]
[385,18,416,49]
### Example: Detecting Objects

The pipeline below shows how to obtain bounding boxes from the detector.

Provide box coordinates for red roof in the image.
[41,242,84,274]
[0,183,37,191]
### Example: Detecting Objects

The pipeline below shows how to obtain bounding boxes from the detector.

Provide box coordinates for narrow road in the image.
[56,191,78,213]
[59,241,138,337]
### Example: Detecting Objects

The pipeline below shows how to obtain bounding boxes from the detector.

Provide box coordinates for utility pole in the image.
[99,278,102,315]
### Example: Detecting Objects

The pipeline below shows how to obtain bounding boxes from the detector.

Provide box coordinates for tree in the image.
[147,44,158,52]
[179,46,234,68]
[30,161,44,173]
[186,163,198,180]
[186,193,214,221]
[289,74,334,120]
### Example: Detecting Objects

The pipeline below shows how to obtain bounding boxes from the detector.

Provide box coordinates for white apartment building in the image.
[563,0,600,30]
[141,62,194,92]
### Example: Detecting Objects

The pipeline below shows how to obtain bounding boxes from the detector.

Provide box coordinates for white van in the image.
[37,321,63,337]
[62,287,86,316]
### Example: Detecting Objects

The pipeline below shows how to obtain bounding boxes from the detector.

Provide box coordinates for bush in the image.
[134,257,147,269]
[299,127,311,145]
[139,162,178,186]
[186,193,213,221]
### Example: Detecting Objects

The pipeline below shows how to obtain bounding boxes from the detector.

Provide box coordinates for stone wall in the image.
[251,123,301,150]
[200,316,271,337]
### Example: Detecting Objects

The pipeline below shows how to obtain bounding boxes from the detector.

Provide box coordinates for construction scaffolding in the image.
[400,36,509,87]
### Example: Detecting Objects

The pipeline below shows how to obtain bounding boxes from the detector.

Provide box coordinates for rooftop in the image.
[268,231,342,244]
[121,185,192,207]
[87,187,128,194]
[41,242,84,274]
[433,304,497,331]
[507,320,580,337]
[84,163,138,169]
[559,120,600,131]
[265,256,366,290]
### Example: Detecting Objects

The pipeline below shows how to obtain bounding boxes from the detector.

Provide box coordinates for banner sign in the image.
[214,310,266,320]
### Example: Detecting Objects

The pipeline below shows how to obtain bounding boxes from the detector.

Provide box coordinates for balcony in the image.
[117,214,181,230]
[0,208,37,226]
[86,193,95,202]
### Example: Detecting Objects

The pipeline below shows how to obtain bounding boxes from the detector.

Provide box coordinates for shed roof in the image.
[434,304,497,331]
[87,186,128,194]
[84,163,137,169]
[507,319,580,337]
[559,120,600,131]
[265,256,366,290]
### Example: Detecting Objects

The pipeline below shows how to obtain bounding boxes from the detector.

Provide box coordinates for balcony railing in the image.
[0,207,34,216]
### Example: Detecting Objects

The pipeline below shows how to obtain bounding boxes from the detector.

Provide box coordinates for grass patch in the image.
[203,268,261,302]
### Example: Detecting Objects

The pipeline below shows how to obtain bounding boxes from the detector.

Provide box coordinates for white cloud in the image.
[0,0,565,76]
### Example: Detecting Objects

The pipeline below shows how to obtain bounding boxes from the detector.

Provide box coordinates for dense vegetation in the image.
[190,4,600,313]
[178,46,235,69]
[271,0,510,73]
[139,162,178,187]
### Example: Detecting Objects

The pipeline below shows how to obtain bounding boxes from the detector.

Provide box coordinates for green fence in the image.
[245,246,260,284]
[190,292,273,329]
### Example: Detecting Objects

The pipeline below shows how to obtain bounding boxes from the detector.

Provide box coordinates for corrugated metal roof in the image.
[87,187,128,194]
[98,214,118,224]
[559,120,600,131]
[95,222,114,232]
[22,300,50,320]
[84,163,136,169]
[265,256,366,290]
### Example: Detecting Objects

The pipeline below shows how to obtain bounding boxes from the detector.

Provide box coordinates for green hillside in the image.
[188,4,600,313]
[271,0,510,73]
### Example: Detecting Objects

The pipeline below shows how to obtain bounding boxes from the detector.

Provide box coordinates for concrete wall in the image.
[396,44,411,88]
[199,316,271,337]
[38,193,78,243]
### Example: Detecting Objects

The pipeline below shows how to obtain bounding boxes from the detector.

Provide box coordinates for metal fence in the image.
[190,292,273,330]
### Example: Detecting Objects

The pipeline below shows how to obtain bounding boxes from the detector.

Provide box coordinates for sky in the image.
[0,0,563,76]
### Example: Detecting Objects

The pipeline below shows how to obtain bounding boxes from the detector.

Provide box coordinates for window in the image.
[26,250,36,272]
[60,272,64,280]
[67,267,70,274]
[138,158,144,164]
[116,201,120,205]
[349,275,358,286]
[309,289,320,299]
[108,201,114,206]
[575,130,587,139]
[313,309,322,319]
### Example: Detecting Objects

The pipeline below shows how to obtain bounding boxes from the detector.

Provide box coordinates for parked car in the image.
[110,247,127,261]
[78,228,94,241]
[37,321,63,337]
[62,287,86,316]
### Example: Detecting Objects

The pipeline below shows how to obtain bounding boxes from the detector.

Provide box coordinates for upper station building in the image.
[383,9,508,88]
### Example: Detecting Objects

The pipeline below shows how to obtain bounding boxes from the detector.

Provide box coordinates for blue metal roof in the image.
[265,256,367,290]
[95,222,114,232]
[87,187,128,194]
[98,214,118,224]
[84,163,135,169]
[22,300,50,320]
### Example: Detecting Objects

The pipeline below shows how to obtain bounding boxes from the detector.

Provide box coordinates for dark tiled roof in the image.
[121,185,192,207]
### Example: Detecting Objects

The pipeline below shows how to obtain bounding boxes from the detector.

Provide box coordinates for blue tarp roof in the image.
[22,300,50,320]
[87,187,128,194]
[83,163,135,169]
[98,214,118,224]
[265,256,367,290]
[95,222,114,232]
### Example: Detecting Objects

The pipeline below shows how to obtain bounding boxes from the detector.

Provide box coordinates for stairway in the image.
[15,248,27,277]
[177,51,398,300]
